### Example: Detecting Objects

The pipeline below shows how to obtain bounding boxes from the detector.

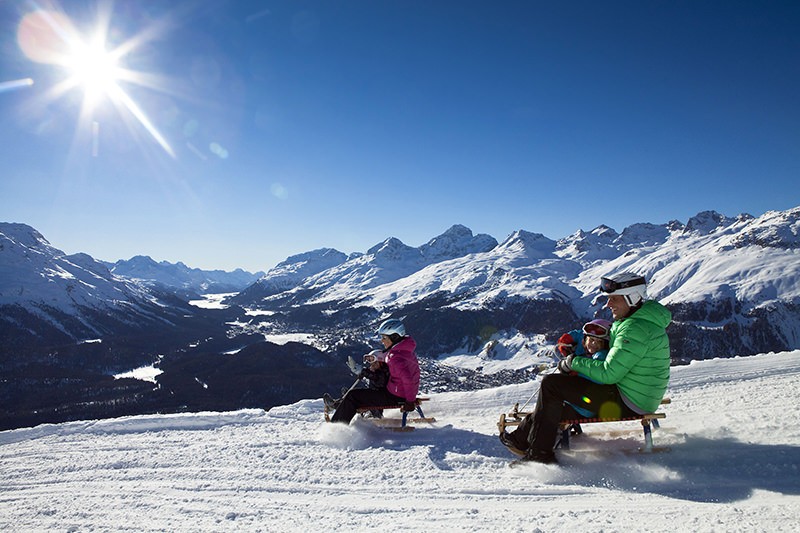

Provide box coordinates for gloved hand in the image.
[401,401,417,412]
[558,355,575,374]
[346,355,362,376]
[557,333,577,356]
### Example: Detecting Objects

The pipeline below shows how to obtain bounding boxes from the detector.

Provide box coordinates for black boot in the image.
[323,393,340,409]
[499,432,526,455]
[522,448,558,464]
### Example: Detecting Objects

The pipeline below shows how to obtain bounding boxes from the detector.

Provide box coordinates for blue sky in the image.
[1,0,798,272]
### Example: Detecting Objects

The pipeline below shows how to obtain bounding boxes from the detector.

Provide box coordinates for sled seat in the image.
[498,398,670,453]
[356,397,433,429]
[355,397,429,414]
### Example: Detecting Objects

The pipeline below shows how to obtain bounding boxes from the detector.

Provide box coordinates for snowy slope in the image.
[0,223,175,342]
[237,247,350,299]
[2,351,799,532]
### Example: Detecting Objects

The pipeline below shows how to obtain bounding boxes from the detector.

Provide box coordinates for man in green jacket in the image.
[500,272,672,464]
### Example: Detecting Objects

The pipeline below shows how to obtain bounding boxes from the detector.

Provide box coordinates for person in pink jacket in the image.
[330,318,420,424]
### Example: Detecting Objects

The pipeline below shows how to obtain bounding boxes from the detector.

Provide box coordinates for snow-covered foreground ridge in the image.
[2,352,800,532]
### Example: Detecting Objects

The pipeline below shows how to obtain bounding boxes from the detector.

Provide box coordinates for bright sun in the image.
[17,10,120,107]
[65,37,121,106]
[16,7,175,158]
[67,40,119,94]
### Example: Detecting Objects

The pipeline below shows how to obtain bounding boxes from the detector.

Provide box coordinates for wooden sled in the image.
[325,397,435,431]
[498,398,670,453]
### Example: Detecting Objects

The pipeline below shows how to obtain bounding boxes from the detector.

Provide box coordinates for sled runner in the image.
[498,398,670,453]
[324,397,435,431]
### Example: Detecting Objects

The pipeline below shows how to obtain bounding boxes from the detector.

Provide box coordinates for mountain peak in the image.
[253,247,348,292]
[420,225,498,261]
[0,222,52,251]
[684,211,732,234]
[367,237,416,257]
[274,248,347,270]
[556,225,619,262]
[618,222,671,247]
[591,224,619,239]
[499,230,556,258]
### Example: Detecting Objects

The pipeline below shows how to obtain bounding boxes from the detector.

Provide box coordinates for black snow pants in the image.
[330,388,406,424]
[506,373,638,452]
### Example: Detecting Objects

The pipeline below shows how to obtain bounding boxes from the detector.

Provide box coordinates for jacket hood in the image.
[391,336,416,352]
[632,300,672,329]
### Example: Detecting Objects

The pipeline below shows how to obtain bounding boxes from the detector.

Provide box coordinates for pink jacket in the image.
[384,336,420,402]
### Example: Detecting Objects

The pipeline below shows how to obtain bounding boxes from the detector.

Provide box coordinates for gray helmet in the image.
[600,272,647,306]
[376,318,406,337]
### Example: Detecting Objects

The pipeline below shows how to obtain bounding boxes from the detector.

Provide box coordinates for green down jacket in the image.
[570,300,672,413]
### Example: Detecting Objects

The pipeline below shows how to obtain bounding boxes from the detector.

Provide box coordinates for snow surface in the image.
[114,364,163,383]
[188,293,237,309]
[2,352,800,532]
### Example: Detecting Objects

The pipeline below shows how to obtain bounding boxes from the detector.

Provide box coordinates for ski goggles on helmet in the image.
[600,276,646,294]
[363,350,385,364]
[582,322,610,339]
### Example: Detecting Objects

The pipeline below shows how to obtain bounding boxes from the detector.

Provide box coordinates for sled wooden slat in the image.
[324,397,433,428]
[498,398,670,453]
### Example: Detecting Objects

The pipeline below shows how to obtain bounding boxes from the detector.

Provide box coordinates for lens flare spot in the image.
[598,401,623,419]
[0,78,34,93]
[581,396,592,405]
[210,142,229,159]
[17,10,72,64]
[270,183,289,200]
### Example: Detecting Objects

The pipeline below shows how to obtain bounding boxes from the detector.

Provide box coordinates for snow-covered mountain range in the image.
[3,208,800,362]
[230,224,498,304]
[0,222,260,357]
[230,207,800,362]
[0,223,184,351]
[2,207,799,430]
[105,255,263,295]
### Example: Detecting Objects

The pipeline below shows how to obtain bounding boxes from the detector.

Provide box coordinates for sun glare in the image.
[17,6,175,158]
[65,38,121,105]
